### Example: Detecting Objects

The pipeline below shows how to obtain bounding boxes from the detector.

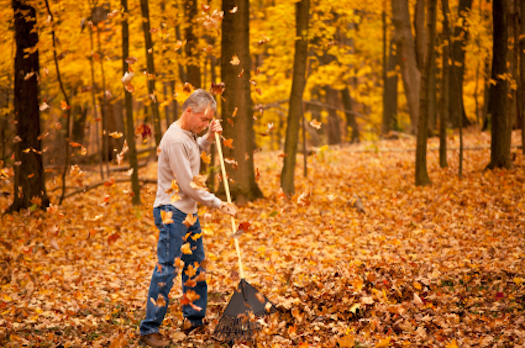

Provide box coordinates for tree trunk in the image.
[175,24,187,84]
[440,33,449,168]
[122,0,141,205]
[221,0,262,204]
[521,0,525,153]
[71,104,88,145]
[487,0,511,169]
[428,54,437,133]
[185,0,201,88]
[414,0,426,72]
[89,27,104,179]
[325,86,342,145]
[415,0,436,187]
[140,0,162,146]
[382,37,398,135]
[281,0,310,195]
[448,0,473,128]
[8,0,50,212]
[392,0,421,133]
[341,87,359,143]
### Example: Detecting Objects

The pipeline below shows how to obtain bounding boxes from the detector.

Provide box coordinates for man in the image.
[140,89,236,347]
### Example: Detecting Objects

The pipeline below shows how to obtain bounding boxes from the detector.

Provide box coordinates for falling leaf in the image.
[255,167,261,181]
[210,82,225,95]
[238,69,244,77]
[255,292,265,304]
[183,214,197,227]
[232,107,238,117]
[225,157,238,169]
[184,278,197,288]
[40,101,50,111]
[222,138,234,149]
[230,55,240,65]
[156,294,166,307]
[200,151,212,165]
[60,100,70,111]
[30,196,42,206]
[181,243,192,255]
[230,6,238,13]
[190,175,208,191]
[109,132,123,139]
[69,142,82,147]
[310,119,322,130]
[185,289,201,303]
[227,118,234,127]
[189,302,202,311]
[121,71,134,84]
[161,210,174,224]
[201,4,210,11]
[125,56,138,64]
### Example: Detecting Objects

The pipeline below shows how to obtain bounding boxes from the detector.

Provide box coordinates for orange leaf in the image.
[200,151,211,164]
[181,242,192,255]
[223,138,234,149]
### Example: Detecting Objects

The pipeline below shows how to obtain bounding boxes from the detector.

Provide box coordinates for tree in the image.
[521,0,525,154]
[448,0,473,129]
[440,0,451,169]
[415,0,436,187]
[140,0,162,145]
[122,0,141,205]
[382,11,398,136]
[281,0,310,195]
[185,0,201,88]
[8,0,50,212]
[486,0,511,169]
[341,87,360,143]
[221,0,262,204]
[391,0,421,133]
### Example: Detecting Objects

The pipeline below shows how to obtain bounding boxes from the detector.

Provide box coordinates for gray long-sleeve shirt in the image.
[153,122,221,213]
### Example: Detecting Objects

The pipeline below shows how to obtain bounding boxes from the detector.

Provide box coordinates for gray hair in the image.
[182,89,217,114]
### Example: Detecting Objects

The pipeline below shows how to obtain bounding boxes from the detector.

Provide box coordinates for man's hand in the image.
[206,119,223,142]
[219,201,237,216]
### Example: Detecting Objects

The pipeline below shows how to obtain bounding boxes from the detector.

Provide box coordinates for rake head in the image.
[213,279,278,344]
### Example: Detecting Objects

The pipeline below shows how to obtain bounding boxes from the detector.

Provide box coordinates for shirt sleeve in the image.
[167,141,221,209]
[197,135,212,153]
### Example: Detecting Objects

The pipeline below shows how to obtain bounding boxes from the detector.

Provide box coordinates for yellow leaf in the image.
[183,214,197,228]
[337,335,356,348]
[161,210,173,224]
[446,339,458,348]
[376,337,391,347]
[108,132,123,139]
[181,242,192,255]
[230,55,240,65]
[190,175,208,191]
[200,151,211,164]
[222,138,234,148]
[319,145,328,152]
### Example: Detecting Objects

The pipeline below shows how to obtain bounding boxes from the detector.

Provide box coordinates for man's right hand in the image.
[219,202,237,216]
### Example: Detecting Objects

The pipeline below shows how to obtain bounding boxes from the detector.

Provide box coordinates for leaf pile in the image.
[0,130,524,347]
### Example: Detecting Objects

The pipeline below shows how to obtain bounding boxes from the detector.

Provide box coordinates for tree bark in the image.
[414,0,426,72]
[487,0,511,169]
[415,0,436,187]
[8,0,50,212]
[122,0,141,205]
[382,36,398,135]
[440,34,449,168]
[325,86,341,145]
[521,0,525,154]
[140,0,162,146]
[221,0,263,204]
[341,87,360,143]
[185,0,201,88]
[281,0,310,195]
[448,0,473,128]
[392,0,421,133]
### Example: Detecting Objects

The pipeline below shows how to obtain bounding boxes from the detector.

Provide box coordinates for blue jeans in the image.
[139,205,207,336]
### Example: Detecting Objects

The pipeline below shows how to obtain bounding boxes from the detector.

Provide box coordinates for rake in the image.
[212,132,278,344]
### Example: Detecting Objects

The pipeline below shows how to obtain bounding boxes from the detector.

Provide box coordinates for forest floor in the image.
[1,129,524,348]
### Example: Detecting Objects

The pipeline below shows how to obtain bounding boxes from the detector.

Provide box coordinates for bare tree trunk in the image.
[440,35,449,168]
[521,0,525,153]
[487,0,511,169]
[448,0,473,129]
[325,86,341,145]
[140,0,162,146]
[89,27,104,179]
[342,87,360,143]
[122,0,141,205]
[8,0,50,212]
[221,0,262,203]
[415,0,436,187]
[96,27,110,177]
[392,0,421,133]
[175,24,187,84]
[185,0,201,88]
[414,0,426,72]
[281,0,310,195]
[383,35,398,135]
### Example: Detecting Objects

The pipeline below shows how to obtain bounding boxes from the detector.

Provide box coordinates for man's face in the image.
[188,107,214,134]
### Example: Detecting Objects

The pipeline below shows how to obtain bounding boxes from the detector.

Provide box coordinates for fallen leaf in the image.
[183,214,197,228]
[310,119,322,130]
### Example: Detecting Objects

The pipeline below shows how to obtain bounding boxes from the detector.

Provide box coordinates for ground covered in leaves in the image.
[1,130,525,347]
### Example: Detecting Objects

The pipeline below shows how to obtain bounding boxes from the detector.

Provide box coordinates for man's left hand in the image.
[206,119,222,142]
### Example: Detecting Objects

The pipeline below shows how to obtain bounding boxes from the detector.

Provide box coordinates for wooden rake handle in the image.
[215,132,245,279]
